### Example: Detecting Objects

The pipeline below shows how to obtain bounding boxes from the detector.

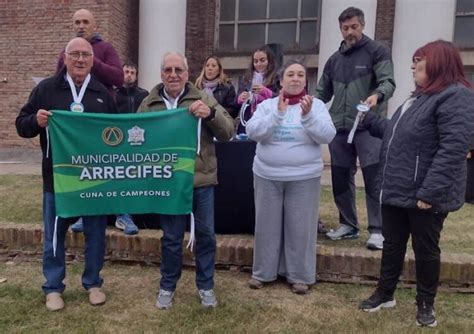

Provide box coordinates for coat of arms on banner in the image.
[128,126,145,146]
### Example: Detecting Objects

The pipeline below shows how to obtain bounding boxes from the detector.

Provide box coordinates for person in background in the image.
[112,62,149,235]
[137,52,234,309]
[60,8,123,234]
[16,37,116,311]
[236,45,279,136]
[116,62,148,114]
[195,55,239,118]
[359,40,474,328]
[56,8,123,94]
[246,60,336,294]
[316,7,396,250]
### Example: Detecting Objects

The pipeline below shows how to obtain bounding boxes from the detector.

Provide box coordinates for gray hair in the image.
[65,37,94,55]
[161,52,188,70]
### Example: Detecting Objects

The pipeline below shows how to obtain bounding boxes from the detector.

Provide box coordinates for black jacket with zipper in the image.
[365,84,474,213]
[212,82,239,118]
[15,68,117,192]
[115,85,149,113]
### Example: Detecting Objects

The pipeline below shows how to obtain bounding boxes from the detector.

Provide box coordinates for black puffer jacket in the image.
[365,84,474,213]
[115,85,149,113]
[212,82,239,118]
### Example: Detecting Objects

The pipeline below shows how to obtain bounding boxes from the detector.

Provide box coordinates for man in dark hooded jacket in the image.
[316,7,395,250]
[116,62,149,114]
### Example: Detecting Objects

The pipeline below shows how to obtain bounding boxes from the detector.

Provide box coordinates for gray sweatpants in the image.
[252,174,320,284]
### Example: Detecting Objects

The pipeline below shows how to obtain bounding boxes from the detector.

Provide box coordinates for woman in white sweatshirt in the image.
[246,60,336,294]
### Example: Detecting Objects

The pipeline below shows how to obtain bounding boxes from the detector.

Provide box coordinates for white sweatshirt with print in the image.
[246,96,336,181]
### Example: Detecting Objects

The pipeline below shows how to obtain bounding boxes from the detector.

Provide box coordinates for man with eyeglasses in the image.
[56,8,123,94]
[16,37,117,311]
[138,52,234,310]
[58,8,123,234]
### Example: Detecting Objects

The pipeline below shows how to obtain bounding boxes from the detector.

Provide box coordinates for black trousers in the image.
[378,205,446,305]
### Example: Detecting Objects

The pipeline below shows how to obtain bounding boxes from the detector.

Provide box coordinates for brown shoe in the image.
[291,283,309,295]
[46,292,65,311]
[88,287,106,306]
[248,278,264,289]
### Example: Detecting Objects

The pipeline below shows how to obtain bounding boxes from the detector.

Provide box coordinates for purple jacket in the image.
[56,34,123,91]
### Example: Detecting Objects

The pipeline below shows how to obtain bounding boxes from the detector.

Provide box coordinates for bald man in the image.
[56,8,123,92]
[17,37,117,311]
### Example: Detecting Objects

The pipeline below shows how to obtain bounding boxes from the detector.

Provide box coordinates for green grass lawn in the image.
[1,175,473,254]
[0,261,473,333]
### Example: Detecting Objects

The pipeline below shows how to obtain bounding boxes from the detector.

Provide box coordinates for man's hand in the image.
[417,200,432,210]
[364,94,379,109]
[36,109,52,128]
[189,100,211,119]
[300,95,313,115]
[278,91,289,113]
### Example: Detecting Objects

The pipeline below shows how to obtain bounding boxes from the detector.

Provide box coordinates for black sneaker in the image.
[416,301,437,327]
[359,290,396,312]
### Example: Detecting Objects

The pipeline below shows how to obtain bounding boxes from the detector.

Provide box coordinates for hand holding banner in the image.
[48,108,198,217]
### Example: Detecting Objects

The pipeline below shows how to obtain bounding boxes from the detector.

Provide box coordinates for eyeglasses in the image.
[66,52,93,60]
[162,67,187,76]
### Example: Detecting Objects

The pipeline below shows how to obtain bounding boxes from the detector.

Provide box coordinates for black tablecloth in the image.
[131,140,257,234]
[214,140,256,234]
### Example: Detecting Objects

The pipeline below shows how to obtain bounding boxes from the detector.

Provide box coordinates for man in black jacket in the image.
[316,7,395,250]
[113,62,149,234]
[116,62,149,113]
[16,37,117,311]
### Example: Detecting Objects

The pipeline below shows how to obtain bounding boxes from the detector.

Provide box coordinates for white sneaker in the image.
[366,233,384,250]
[326,225,359,240]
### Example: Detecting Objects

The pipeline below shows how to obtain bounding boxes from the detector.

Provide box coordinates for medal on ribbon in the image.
[66,73,91,113]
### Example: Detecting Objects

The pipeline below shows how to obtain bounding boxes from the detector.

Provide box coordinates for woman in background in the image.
[246,60,336,294]
[236,46,279,135]
[195,55,238,118]
[359,40,474,328]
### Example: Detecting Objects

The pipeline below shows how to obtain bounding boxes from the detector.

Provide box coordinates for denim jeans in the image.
[42,191,107,294]
[159,186,216,291]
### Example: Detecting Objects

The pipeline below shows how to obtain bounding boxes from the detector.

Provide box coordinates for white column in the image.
[389,0,456,116]
[138,0,187,91]
[317,0,378,83]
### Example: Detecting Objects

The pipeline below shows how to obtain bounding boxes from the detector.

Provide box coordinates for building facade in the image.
[1,0,473,150]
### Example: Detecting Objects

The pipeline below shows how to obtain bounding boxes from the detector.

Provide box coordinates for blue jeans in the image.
[159,186,216,291]
[42,191,107,294]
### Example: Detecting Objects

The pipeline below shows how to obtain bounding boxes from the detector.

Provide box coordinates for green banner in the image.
[48,108,198,218]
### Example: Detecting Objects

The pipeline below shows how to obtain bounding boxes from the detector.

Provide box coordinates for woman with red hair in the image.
[359,40,474,327]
